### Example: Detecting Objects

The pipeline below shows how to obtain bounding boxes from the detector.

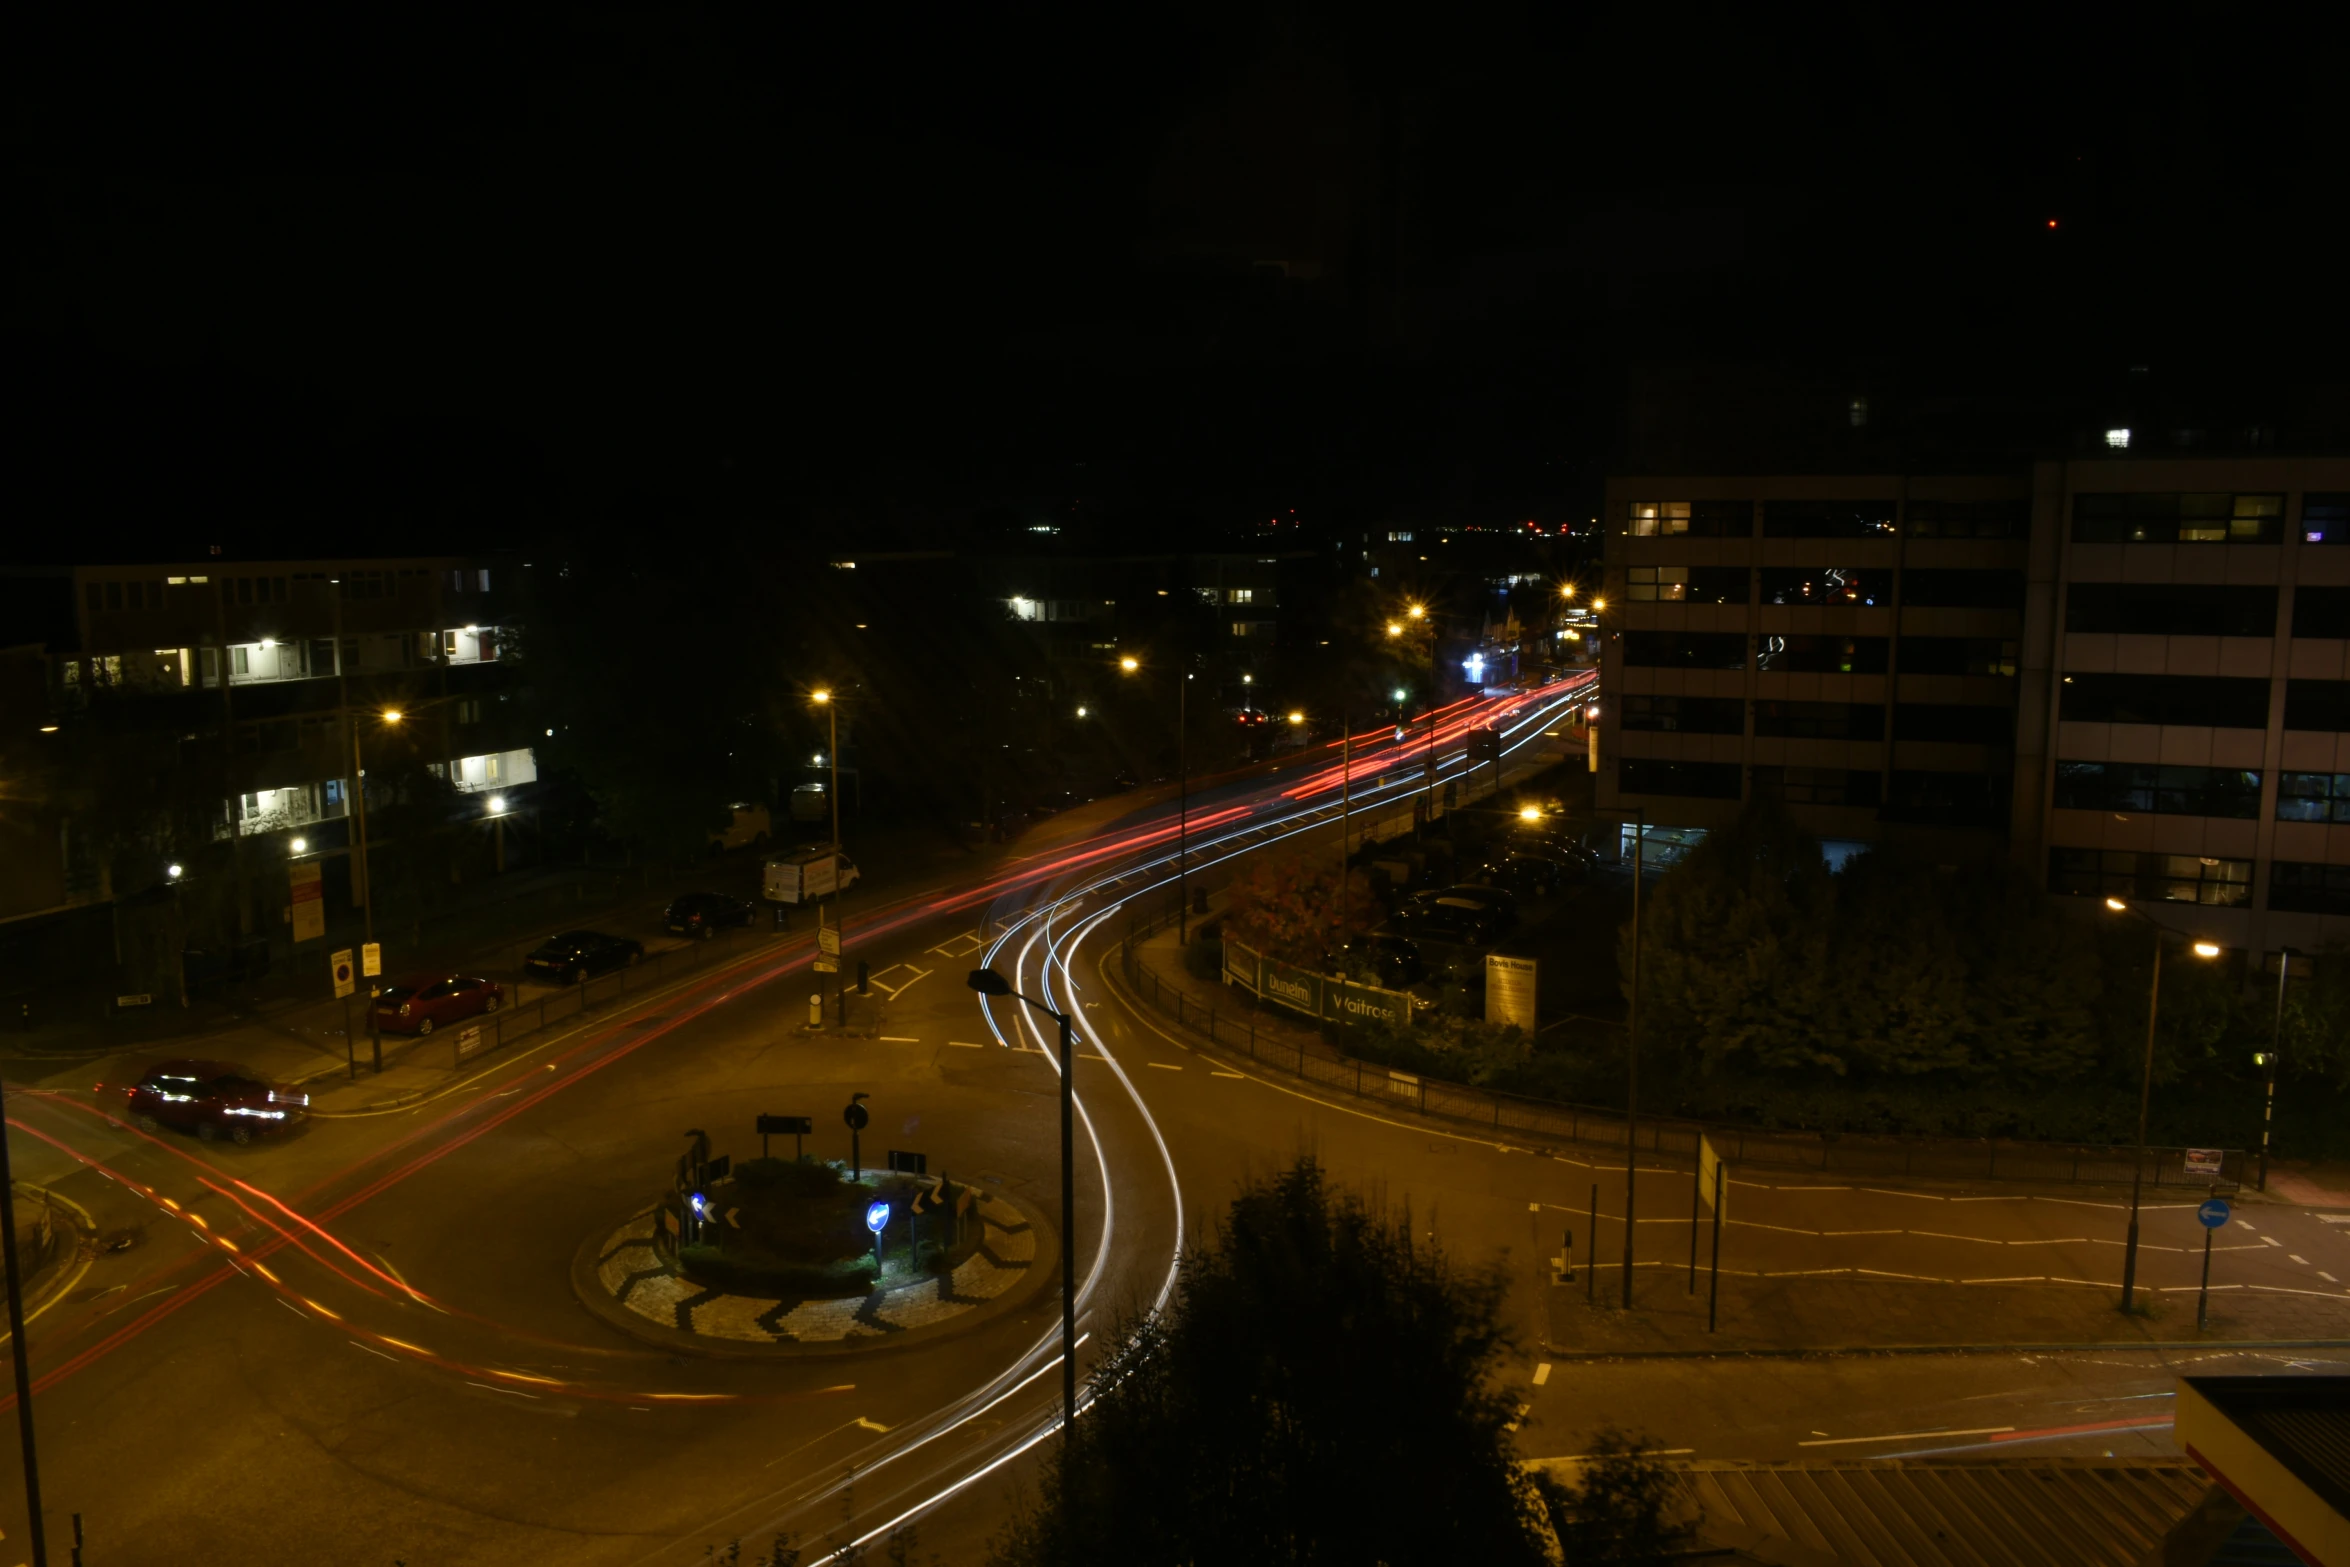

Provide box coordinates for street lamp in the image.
[2103,896,2223,1312]
[967,967,1078,1426]
[289,836,307,854]
[1120,657,1192,943]
[346,707,406,944]
[2259,947,2299,1191]
[485,794,511,874]
[810,690,840,849]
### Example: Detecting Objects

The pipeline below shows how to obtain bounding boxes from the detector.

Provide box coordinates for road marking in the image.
[1800,1425,2013,1447]
[1532,1362,1551,1386]
[880,1037,921,1044]
[1080,1053,1110,1061]
[946,1041,984,1049]
[2321,1272,2340,1282]
[350,1341,398,1362]
[1146,1062,1181,1071]
[469,1381,540,1399]
[856,1416,892,1432]
[2291,1254,2309,1264]
[276,1299,308,1321]
[1211,1070,1244,1079]
[2265,1236,2282,1246]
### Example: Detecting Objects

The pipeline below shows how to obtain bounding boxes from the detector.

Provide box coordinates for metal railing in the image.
[1117,912,2242,1191]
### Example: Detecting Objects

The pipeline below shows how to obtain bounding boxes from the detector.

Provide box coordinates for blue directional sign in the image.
[2197,1197,2231,1230]
[865,1200,891,1235]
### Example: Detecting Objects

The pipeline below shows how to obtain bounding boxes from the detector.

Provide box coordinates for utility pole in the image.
[2262,949,2293,1192]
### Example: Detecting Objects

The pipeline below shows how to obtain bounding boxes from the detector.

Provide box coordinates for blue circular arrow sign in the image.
[865,1200,890,1235]
[2197,1197,2231,1230]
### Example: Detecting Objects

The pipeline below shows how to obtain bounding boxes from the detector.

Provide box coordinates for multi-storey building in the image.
[3,554,529,923]
[1598,457,2350,953]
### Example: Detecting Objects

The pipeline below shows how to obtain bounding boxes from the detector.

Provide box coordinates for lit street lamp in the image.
[2103,896,2222,1313]
[1120,657,1193,942]
[967,967,1078,1427]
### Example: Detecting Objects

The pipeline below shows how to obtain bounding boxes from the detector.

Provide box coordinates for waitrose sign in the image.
[1223,939,1414,1029]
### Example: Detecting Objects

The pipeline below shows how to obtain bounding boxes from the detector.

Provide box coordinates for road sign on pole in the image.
[2183,1148,2225,1178]
[2196,1194,2230,1329]
[331,948,355,999]
[756,1113,814,1160]
[361,942,382,978]
[819,925,841,957]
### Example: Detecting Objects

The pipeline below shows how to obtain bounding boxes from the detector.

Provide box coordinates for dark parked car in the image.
[372,974,504,1035]
[525,929,645,984]
[663,891,757,937]
[119,1058,308,1145]
[1391,889,1513,946]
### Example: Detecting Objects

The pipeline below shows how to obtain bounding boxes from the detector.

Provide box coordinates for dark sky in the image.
[8,6,2344,555]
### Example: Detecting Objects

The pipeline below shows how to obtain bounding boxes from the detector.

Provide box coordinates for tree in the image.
[987,1156,1553,1566]
[1222,851,1375,965]
[1543,1429,1697,1564]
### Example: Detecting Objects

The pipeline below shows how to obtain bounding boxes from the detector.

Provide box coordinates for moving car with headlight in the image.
[372,973,504,1034]
[120,1059,309,1145]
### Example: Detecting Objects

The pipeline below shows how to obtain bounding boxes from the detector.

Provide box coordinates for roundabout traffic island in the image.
[573,1156,1050,1354]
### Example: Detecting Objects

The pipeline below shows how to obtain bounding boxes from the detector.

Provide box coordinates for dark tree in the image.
[987,1156,1552,1566]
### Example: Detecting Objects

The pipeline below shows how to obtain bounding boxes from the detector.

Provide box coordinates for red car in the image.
[120,1059,308,1145]
[372,973,504,1035]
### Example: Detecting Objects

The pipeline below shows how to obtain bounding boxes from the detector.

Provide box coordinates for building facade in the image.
[1598,458,2350,953]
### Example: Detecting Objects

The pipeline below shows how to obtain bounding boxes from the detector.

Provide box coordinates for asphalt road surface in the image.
[14,670,2341,1566]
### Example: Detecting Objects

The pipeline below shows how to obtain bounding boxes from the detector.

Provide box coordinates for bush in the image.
[1183,936,1224,983]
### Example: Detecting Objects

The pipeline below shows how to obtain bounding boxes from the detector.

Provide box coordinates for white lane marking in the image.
[2321,1271,2340,1282]
[1210,1070,1244,1079]
[350,1341,399,1362]
[1532,1363,1551,1386]
[469,1381,540,1399]
[946,1041,984,1049]
[1798,1425,2014,1447]
[1146,1062,1181,1071]
[880,1037,921,1043]
[2291,1254,2310,1264]
[2264,1236,2282,1246]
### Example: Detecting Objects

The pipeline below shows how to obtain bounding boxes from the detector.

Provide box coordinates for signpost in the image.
[332,948,357,1079]
[844,1093,870,1178]
[2196,1195,2230,1330]
[1485,954,1536,1031]
[290,860,326,944]
[888,1150,927,1176]
[1695,1134,1727,1332]
[756,1113,813,1160]
[2183,1148,2225,1179]
[865,1199,890,1270]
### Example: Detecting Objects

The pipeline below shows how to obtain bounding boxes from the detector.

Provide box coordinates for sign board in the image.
[814,959,839,974]
[1697,1134,1727,1218]
[888,1150,928,1175]
[331,948,356,999]
[843,1099,870,1132]
[454,1025,489,1062]
[702,1154,731,1185]
[757,1114,814,1136]
[114,993,154,1009]
[2198,1197,2232,1230]
[1387,1069,1419,1100]
[361,942,381,978]
[1484,954,1537,1031]
[289,860,326,944]
[1222,939,1415,1030]
[818,926,842,956]
[2183,1148,2225,1178]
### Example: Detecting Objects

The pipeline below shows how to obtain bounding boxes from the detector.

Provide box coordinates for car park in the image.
[119,1059,308,1145]
[1391,889,1513,946]
[524,929,645,984]
[664,890,757,936]
[372,973,504,1035]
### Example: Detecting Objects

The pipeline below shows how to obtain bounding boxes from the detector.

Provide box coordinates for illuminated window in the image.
[1626,566,1688,602]
[2050,849,2250,906]
[1627,502,1690,537]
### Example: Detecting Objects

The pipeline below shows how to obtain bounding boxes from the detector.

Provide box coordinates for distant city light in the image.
[1120,656,1140,672]
[1075,706,1088,718]
[2193,941,2222,958]
[1462,653,1486,683]
[2105,428,2131,449]
[1392,688,1407,702]
[289,837,307,853]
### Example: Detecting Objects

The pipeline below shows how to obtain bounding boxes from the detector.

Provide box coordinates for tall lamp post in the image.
[2258,946,2297,1192]
[2103,896,2223,1313]
[967,967,1078,1425]
[1120,657,1189,943]
[810,688,842,851]
[1623,804,1644,1309]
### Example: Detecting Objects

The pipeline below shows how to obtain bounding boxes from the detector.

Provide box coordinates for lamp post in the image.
[967,967,1077,1425]
[812,689,847,1022]
[2103,896,2223,1313]
[350,708,405,944]
[810,689,842,852]
[1623,804,1644,1309]
[1120,657,1190,943]
[2259,946,2297,1192]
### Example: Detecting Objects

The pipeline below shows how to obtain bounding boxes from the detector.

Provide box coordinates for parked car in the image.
[664,891,757,937]
[1390,890,1512,946]
[524,929,645,984]
[372,973,504,1035]
[119,1058,308,1145]
[1350,930,1485,991]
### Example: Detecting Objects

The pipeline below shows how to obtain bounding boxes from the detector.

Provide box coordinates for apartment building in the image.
[6,555,530,921]
[1596,458,2350,951]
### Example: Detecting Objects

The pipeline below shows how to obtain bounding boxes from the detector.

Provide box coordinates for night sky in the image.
[9,7,2345,559]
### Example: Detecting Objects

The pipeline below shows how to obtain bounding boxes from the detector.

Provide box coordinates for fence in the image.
[1118,915,2243,1192]
[428,924,766,1070]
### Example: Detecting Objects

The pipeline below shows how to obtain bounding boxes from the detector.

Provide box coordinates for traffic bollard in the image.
[808,993,822,1028]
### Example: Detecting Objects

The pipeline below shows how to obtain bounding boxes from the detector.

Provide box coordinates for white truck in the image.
[763,845,860,904]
